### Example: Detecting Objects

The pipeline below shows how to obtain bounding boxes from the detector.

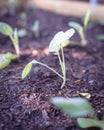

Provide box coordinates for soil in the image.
[0,6,104,130]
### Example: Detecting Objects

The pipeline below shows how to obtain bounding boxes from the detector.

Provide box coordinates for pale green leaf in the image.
[69,22,82,31]
[31,20,39,32]
[0,52,17,70]
[0,22,13,36]
[51,97,94,117]
[6,52,17,60]
[69,22,84,38]
[49,29,75,53]
[31,20,40,38]
[22,60,43,79]
[22,62,33,79]
[84,9,92,28]
[18,29,27,38]
[77,118,104,130]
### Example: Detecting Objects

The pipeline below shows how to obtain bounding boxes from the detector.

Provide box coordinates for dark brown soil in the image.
[0,6,104,130]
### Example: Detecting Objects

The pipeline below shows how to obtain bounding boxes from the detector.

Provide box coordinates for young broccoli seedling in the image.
[0,22,20,57]
[18,12,27,27]
[51,97,104,130]
[22,29,75,88]
[68,9,92,46]
[7,0,18,14]
[31,20,40,38]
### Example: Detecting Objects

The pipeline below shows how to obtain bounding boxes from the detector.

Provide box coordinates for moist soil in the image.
[0,7,104,130]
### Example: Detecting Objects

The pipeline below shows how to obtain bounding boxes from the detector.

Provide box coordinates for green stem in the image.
[33,61,63,79]
[81,28,87,46]
[57,52,63,70]
[10,35,19,57]
[61,46,66,88]
[61,46,65,76]
[56,46,66,88]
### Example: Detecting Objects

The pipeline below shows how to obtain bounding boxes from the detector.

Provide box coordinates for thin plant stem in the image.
[61,46,65,76]
[57,52,63,70]
[33,61,63,79]
[10,35,19,57]
[61,46,66,88]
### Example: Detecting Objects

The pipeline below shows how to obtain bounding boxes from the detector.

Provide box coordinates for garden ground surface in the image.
[0,7,104,130]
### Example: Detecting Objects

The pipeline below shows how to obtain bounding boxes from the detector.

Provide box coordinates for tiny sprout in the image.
[68,9,92,46]
[31,20,40,38]
[0,22,20,57]
[17,29,27,38]
[17,12,27,27]
[22,29,75,88]
[7,0,18,14]
[51,97,104,130]
[20,12,27,20]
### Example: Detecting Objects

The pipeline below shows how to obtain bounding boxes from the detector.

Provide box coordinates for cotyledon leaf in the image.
[77,118,104,130]
[51,97,94,117]
[0,52,17,70]
[0,22,13,36]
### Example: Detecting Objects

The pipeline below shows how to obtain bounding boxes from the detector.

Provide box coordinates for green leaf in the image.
[6,52,17,60]
[84,9,92,28]
[69,21,86,46]
[69,22,82,32]
[22,60,43,79]
[31,20,40,38]
[49,29,75,53]
[96,34,104,41]
[69,22,84,39]
[0,52,17,70]
[51,97,94,117]
[0,22,13,36]
[17,29,27,38]
[79,93,91,99]
[10,28,20,56]
[31,20,39,32]
[22,62,33,79]
[77,118,104,130]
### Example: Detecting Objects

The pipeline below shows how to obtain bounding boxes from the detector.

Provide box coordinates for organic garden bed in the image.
[0,7,104,130]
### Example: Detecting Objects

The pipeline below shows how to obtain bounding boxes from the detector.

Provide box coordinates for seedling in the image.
[68,9,92,46]
[51,97,104,130]
[0,22,20,57]
[31,20,40,38]
[7,0,18,14]
[18,12,27,27]
[22,29,75,88]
